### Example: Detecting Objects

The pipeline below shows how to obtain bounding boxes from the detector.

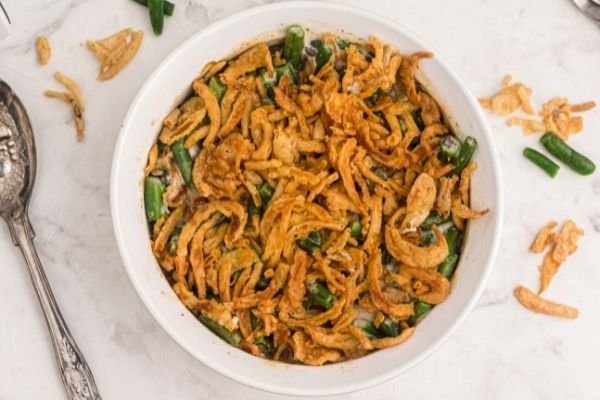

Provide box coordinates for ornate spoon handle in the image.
[7,212,102,400]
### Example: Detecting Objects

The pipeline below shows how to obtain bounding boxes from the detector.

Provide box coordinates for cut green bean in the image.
[540,132,595,176]
[283,25,305,67]
[378,317,400,337]
[408,301,433,326]
[144,176,167,222]
[171,138,194,187]
[198,315,241,346]
[258,183,274,203]
[208,76,227,104]
[440,135,462,163]
[443,226,462,255]
[349,220,362,240]
[437,226,462,278]
[523,147,560,177]
[256,277,269,290]
[353,319,380,337]
[166,226,181,255]
[452,136,477,175]
[297,230,322,253]
[381,244,392,265]
[259,63,297,88]
[310,39,322,49]
[337,39,349,49]
[275,63,296,84]
[421,212,446,230]
[148,0,165,35]
[438,254,459,278]
[132,0,175,16]
[307,281,335,309]
[316,44,332,72]
[412,109,425,131]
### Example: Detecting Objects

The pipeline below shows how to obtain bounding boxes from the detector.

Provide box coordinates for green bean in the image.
[540,132,595,175]
[144,176,167,222]
[249,314,259,331]
[256,277,269,290]
[275,63,296,84]
[420,229,436,246]
[260,97,275,106]
[247,196,261,216]
[132,0,175,16]
[147,0,164,35]
[452,136,477,175]
[259,64,297,88]
[437,227,462,278]
[208,76,227,104]
[310,39,322,49]
[354,319,380,337]
[349,220,362,240]
[297,230,322,253]
[437,254,459,279]
[523,147,560,177]
[307,281,335,309]
[255,335,275,355]
[421,212,446,230]
[337,39,349,49]
[378,317,400,337]
[380,244,392,265]
[166,226,181,255]
[399,117,408,133]
[258,183,274,203]
[412,109,425,131]
[198,314,241,346]
[283,25,305,67]
[440,135,462,163]
[443,226,461,254]
[170,138,194,187]
[408,301,433,326]
[316,44,332,72]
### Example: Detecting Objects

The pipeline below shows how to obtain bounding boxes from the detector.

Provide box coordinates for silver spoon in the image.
[572,0,600,23]
[0,80,101,399]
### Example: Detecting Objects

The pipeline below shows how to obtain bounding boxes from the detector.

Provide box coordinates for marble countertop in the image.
[1,0,600,398]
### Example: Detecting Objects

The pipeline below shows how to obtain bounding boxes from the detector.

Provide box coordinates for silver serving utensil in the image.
[572,0,600,23]
[0,80,101,399]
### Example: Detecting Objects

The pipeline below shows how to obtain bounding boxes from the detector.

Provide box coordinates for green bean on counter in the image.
[540,132,596,176]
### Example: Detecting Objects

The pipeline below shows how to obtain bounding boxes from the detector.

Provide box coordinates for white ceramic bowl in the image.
[111,2,503,396]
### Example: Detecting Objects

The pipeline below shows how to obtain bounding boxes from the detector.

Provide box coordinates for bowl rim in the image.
[110,1,504,396]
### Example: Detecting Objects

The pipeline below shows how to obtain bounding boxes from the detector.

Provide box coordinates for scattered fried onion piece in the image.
[552,220,584,264]
[529,221,558,253]
[35,36,51,65]
[87,28,143,81]
[44,71,85,141]
[479,74,533,116]
[514,285,578,319]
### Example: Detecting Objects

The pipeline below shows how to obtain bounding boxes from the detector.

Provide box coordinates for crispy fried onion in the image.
[221,43,274,85]
[368,250,414,319]
[87,28,143,81]
[400,173,436,233]
[514,285,578,319]
[192,133,254,198]
[538,220,583,294]
[385,222,448,268]
[44,72,85,141]
[399,266,450,304]
[529,221,557,253]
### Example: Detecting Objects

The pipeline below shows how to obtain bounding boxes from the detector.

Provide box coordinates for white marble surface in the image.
[1,0,600,398]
